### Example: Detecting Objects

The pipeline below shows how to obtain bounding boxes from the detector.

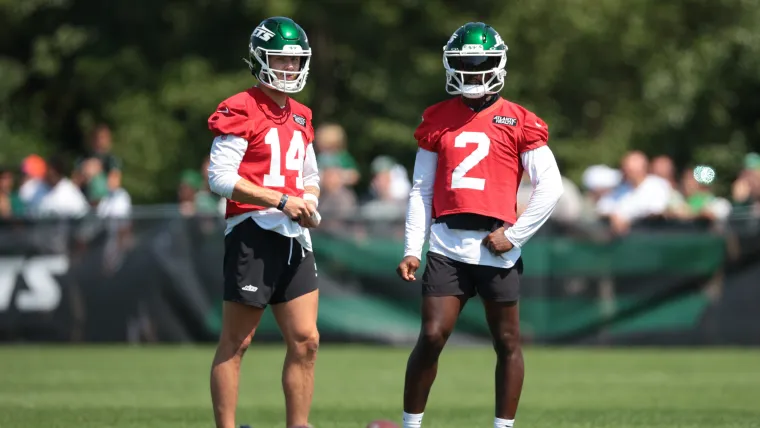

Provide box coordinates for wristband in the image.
[276,194,288,211]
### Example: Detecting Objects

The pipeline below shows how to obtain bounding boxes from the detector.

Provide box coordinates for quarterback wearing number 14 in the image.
[205,17,320,428]
[397,22,564,428]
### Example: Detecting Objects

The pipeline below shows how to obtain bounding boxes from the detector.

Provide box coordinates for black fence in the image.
[0,213,758,345]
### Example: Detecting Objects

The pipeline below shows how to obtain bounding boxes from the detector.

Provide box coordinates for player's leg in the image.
[271,244,319,427]
[483,300,523,426]
[210,302,265,428]
[403,252,473,427]
[403,295,466,410]
[210,219,282,428]
[476,259,524,428]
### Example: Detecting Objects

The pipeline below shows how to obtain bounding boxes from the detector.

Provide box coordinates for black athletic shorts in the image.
[421,251,523,302]
[223,218,317,308]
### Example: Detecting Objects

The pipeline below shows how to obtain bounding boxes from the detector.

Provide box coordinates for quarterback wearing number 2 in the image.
[205,17,320,428]
[397,22,564,428]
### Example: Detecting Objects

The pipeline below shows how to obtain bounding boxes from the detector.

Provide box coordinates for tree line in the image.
[1,0,759,202]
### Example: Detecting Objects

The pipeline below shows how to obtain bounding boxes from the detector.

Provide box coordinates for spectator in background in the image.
[73,124,123,192]
[650,155,687,217]
[0,166,24,218]
[732,152,760,216]
[596,151,671,235]
[18,154,47,209]
[195,156,221,215]
[318,157,358,233]
[580,164,622,220]
[77,168,134,276]
[33,154,89,218]
[651,155,678,188]
[87,173,132,218]
[359,155,410,221]
[178,169,211,216]
[78,158,108,206]
[671,166,731,222]
[314,123,360,187]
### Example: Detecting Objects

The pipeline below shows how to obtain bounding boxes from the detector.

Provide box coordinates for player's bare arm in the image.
[230,178,313,221]
[229,177,283,207]
[298,185,321,228]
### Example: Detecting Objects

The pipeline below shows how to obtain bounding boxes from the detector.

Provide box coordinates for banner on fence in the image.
[0,215,758,345]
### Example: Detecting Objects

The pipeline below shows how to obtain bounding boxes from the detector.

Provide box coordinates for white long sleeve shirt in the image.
[404,145,563,269]
[207,135,320,251]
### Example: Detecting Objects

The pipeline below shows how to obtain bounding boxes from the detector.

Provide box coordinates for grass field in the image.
[1,345,759,428]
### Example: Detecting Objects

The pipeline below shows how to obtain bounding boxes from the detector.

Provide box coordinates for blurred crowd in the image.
[517,150,760,236]
[0,125,132,220]
[310,129,760,237]
[0,122,414,230]
[3,122,760,239]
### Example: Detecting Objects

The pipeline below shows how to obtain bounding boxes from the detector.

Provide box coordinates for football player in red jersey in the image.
[397,22,564,428]
[206,17,320,428]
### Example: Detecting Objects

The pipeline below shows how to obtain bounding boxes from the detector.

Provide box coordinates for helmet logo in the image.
[253,26,276,41]
[446,32,458,46]
[282,45,303,53]
[493,33,505,48]
[462,44,483,52]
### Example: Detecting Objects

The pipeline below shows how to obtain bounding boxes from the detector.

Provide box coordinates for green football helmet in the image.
[443,22,508,99]
[245,17,311,93]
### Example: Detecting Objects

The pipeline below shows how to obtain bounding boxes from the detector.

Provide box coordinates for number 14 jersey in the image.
[208,86,315,220]
[415,97,549,225]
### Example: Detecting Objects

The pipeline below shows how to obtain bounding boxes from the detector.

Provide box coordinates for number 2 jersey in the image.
[406,96,555,268]
[207,86,319,250]
[417,96,548,223]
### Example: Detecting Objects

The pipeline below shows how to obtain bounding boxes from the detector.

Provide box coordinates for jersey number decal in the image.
[263,128,305,189]
[451,131,490,190]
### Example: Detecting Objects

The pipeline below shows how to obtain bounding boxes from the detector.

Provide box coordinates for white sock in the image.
[494,417,514,428]
[402,411,423,428]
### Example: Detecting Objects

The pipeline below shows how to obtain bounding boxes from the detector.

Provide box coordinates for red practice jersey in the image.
[415,97,549,225]
[208,86,315,218]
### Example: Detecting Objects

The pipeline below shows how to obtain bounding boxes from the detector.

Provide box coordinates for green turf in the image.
[1,345,759,427]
